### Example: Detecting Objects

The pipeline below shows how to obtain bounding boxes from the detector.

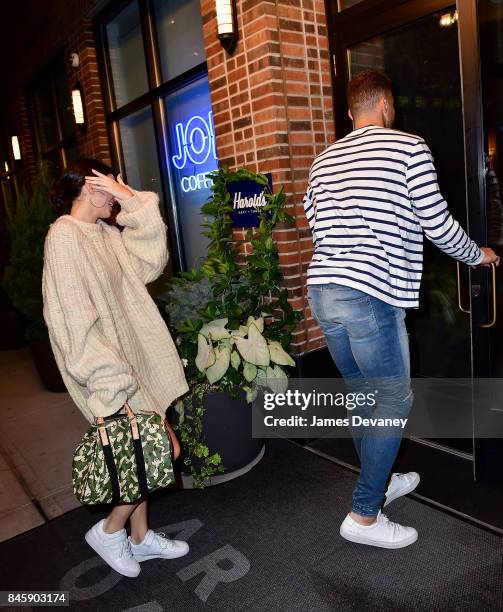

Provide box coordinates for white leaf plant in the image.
[194,316,295,402]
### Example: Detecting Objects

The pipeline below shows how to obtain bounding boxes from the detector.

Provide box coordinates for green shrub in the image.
[2,161,56,341]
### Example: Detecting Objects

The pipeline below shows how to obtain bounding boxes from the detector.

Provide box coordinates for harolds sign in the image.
[228,173,273,228]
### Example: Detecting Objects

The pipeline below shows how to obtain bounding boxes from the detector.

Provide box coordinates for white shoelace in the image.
[108,536,134,559]
[154,532,176,550]
[379,513,402,535]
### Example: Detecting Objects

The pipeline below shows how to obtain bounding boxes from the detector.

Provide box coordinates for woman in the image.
[42,158,190,578]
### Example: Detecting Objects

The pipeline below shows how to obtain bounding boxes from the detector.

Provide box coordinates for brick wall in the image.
[66,18,112,165]
[200,0,335,355]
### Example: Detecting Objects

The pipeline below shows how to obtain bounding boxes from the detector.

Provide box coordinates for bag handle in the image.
[95,416,109,447]
[125,402,140,440]
[124,402,135,419]
[95,402,139,444]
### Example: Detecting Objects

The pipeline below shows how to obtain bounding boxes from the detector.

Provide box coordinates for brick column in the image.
[201,0,334,355]
[66,18,112,165]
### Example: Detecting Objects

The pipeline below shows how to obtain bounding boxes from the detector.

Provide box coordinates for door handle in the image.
[456,262,470,314]
[481,262,497,329]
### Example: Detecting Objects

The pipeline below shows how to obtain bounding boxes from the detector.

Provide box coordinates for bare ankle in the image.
[103,518,123,534]
[350,511,377,525]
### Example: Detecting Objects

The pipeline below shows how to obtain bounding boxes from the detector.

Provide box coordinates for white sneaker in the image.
[384,472,420,507]
[340,511,418,549]
[129,529,190,562]
[85,519,141,578]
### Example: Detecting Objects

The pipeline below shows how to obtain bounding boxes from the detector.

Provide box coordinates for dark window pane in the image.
[153,0,205,82]
[32,81,57,149]
[106,0,149,108]
[53,60,75,140]
[118,106,162,193]
[0,177,16,211]
[64,139,79,165]
[43,152,61,178]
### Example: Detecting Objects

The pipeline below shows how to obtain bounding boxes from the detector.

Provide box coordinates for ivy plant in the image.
[163,166,303,488]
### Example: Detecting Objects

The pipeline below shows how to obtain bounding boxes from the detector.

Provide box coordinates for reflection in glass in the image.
[153,0,205,82]
[165,77,218,270]
[106,1,149,108]
[480,0,503,376]
[118,106,162,194]
[348,10,469,380]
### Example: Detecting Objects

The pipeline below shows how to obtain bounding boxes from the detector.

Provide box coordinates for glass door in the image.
[322,0,503,523]
[330,0,476,456]
[469,0,503,482]
[327,0,503,479]
[346,8,471,381]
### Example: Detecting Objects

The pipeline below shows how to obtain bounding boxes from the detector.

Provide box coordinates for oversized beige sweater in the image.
[42,189,189,424]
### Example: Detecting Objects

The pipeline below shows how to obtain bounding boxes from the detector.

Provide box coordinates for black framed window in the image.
[28,55,78,176]
[0,124,22,211]
[0,163,17,212]
[337,0,366,10]
[96,0,218,274]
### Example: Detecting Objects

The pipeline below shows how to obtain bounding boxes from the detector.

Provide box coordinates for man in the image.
[303,69,500,549]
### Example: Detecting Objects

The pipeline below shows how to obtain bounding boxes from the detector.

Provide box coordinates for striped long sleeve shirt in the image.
[302,125,484,308]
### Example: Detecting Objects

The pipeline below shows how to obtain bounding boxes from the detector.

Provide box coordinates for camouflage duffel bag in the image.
[72,403,175,505]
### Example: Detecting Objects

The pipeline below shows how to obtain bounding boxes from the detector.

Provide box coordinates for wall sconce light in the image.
[439,10,458,27]
[11,135,21,161]
[71,83,86,128]
[216,0,238,55]
[69,52,80,68]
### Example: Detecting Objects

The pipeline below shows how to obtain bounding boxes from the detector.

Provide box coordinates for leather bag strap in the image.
[94,403,149,501]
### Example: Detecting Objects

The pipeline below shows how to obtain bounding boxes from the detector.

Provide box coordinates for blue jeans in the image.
[307,283,413,517]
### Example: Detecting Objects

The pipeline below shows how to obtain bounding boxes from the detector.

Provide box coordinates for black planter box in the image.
[202,388,263,473]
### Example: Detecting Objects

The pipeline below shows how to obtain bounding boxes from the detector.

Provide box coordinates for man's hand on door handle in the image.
[477,247,500,267]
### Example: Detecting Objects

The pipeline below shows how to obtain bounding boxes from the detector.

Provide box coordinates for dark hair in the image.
[50,157,114,215]
[347,69,393,117]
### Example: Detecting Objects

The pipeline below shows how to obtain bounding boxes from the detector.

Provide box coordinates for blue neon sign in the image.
[171,111,217,169]
[166,76,219,269]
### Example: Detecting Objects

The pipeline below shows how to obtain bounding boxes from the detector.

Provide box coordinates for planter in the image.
[29,338,67,392]
[180,388,265,488]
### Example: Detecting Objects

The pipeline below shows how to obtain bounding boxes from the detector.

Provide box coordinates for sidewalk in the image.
[1,439,502,611]
[0,348,86,542]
